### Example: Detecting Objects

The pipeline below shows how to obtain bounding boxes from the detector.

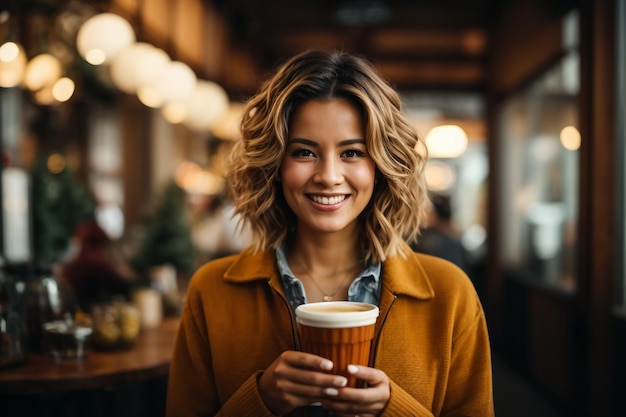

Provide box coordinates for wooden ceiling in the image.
[211,0,502,93]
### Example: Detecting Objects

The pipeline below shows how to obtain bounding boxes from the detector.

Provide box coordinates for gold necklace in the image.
[297,265,356,302]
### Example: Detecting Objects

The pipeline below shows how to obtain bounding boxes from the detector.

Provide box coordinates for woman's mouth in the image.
[308,195,347,205]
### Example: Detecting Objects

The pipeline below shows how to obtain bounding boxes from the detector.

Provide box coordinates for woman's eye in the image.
[343,149,365,158]
[291,148,315,158]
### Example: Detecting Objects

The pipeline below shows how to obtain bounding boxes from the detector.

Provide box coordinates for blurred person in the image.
[60,220,136,312]
[167,49,493,417]
[410,193,470,274]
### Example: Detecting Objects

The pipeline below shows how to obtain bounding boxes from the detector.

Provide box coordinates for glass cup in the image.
[295,301,379,387]
[43,315,92,363]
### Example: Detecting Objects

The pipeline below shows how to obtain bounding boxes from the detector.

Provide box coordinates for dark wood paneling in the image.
[578,0,618,414]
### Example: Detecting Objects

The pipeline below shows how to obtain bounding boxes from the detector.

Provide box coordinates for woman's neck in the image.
[287,230,362,276]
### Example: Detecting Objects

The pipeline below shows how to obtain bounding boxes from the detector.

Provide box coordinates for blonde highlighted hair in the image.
[228,49,429,264]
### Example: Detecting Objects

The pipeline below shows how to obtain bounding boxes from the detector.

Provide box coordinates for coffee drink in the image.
[295,301,379,387]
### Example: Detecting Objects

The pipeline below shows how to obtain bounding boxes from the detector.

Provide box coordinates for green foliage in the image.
[31,158,95,267]
[131,181,196,279]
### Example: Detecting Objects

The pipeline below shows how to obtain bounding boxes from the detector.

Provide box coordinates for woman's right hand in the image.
[258,350,349,415]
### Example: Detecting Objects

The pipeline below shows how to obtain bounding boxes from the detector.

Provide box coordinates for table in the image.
[0,317,180,417]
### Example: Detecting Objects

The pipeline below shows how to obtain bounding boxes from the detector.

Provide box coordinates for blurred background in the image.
[0,0,623,416]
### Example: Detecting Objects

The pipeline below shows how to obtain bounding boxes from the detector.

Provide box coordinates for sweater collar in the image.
[380,242,435,300]
[223,242,435,300]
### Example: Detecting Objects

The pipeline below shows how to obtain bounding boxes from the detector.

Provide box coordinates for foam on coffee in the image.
[295,301,379,328]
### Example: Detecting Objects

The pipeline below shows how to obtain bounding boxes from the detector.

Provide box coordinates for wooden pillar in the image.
[579,0,617,414]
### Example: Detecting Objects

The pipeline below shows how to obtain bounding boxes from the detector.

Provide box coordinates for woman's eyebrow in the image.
[287,138,365,146]
[340,138,366,146]
[287,138,317,147]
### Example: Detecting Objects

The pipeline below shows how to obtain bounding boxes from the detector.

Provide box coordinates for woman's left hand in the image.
[319,364,390,417]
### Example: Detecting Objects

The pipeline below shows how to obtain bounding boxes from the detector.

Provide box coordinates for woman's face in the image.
[280,98,376,237]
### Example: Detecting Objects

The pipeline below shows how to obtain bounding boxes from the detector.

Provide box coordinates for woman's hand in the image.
[319,364,391,417]
[258,351,350,415]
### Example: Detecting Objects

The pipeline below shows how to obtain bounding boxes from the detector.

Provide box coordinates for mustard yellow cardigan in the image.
[166,243,494,416]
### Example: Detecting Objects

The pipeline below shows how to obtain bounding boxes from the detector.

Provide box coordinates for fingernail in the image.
[347,364,358,374]
[320,359,333,370]
[324,387,339,396]
[333,376,347,387]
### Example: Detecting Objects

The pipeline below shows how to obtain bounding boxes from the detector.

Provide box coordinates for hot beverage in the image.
[295,301,379,387]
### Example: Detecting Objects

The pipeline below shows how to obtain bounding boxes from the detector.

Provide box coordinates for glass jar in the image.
[19,266,74,353]
[0,262,27,368]
[91,300,140,350]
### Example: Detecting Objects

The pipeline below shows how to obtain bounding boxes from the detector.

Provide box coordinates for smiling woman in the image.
[280,98,376,242]
[166,49,494,417]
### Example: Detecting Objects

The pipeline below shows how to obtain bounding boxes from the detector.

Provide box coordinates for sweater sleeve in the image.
[381,379,435,416]
[381,301,493,417]
[379,251,494,416]
[440,299,495,416]
[166,285,276,417]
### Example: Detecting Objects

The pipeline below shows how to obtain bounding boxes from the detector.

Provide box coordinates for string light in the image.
[425,125,468,158]
[76,13,135,65]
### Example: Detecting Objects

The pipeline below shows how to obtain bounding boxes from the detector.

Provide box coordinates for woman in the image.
[166,49,494,417]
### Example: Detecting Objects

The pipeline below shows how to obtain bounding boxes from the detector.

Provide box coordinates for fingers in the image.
[319,365,390,416]
[284,351,334,373]
[279,352,348,388]
[346,364,386,386]
[259,352,389,417]
[258,351,350,415]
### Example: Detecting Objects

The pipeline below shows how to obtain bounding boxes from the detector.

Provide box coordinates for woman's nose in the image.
[313,157,343,185]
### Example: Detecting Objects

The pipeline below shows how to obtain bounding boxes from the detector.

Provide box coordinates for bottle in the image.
[0,258,27,368]
[18,265,74,353]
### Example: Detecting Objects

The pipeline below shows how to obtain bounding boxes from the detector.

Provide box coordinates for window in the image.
[497,12,580,292]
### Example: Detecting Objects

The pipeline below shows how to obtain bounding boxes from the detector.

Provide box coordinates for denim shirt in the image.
[276,242,382,311]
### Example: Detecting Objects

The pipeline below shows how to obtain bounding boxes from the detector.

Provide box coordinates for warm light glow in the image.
[462,29,487,54]
[174,161,224,195]
[137,86,164,108]
[183,80,229,132]
[34,86,56,105]
[23,54,62,92]
[47,153,66,174]
[162,102,187,124]
[110,43,170,94]
[175,161,202,189]
[76,13,135,65]
[424,160,456,191]
[0,41,27,87]
[211,102,246,140]
[156,60,197,104]
[560,125,581,151]
[85,49,106,65]
[0,42,19,62]
[425,125,468,158]
[185,170,225,195]
[52,77,75,102]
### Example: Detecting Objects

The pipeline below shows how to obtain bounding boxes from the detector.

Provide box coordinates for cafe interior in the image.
[0,0,624,416]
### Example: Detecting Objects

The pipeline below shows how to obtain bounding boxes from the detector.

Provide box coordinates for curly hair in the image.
[227,49,429,264]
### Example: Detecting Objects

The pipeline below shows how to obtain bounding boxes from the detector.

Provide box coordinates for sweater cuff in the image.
[381,379,434,417]
[219,371,276,417]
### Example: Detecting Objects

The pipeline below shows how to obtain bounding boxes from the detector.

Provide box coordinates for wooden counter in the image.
[0,317,180,395]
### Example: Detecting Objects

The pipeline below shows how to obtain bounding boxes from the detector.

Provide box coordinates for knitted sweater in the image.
[166,243,494,416]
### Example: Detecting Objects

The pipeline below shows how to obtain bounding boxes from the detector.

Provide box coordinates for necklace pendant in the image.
[323,295,332,302]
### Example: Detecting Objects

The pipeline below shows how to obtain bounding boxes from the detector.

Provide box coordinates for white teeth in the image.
[310,195,346,205]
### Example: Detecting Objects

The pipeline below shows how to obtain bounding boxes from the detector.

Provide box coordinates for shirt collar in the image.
[275,242,381,283]
[275,242,381,305]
